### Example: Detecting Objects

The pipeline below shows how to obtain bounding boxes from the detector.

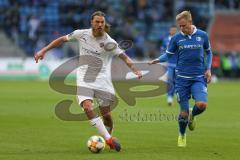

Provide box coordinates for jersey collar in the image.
[180,25,197,38]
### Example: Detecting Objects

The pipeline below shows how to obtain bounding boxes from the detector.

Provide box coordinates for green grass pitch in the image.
[0,80,240,160]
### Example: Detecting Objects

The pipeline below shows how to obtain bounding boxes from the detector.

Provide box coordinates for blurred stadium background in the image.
[0,0,240,79]
[0,0,240,160]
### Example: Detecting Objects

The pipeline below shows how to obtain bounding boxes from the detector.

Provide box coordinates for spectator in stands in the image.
[237,54,240,77]
[221,54,232,77]
[212,52,221,75]
[3,1,20,43]
[26,15,40,56]
[1,0,211,60]
[215,0,240,10]
[229,52,238,77]
[28,15,40,41]
[211,52,221,82]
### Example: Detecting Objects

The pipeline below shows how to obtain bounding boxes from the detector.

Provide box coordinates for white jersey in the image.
[66,29,124,94]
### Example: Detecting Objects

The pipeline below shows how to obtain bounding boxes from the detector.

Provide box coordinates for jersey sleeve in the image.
[203,33,211,51]
[166,36,177,54]
[203,33,212,69]
[66,30,84,41]
[110,39,124,56]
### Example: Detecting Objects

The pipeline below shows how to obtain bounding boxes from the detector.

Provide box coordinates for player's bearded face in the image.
[177,18,192,35]
[91,16,105,37]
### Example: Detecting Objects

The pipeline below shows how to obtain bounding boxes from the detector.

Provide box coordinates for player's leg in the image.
[100,106,121,152]
[80,99,111,141]
[167,67,175,106]
[76,87,112,144]
[177,102,189,136]
[81,99,120,151]
[189,79,208,131]
[192,78,207,116]
[175,77,191,147]
[177,100,189,147]
[193,101,207,116]
[96,90,121,152]
[178,101,189,147]
[100,106,113,134]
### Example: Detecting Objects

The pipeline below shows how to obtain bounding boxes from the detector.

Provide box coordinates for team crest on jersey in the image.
[196,36,201,41]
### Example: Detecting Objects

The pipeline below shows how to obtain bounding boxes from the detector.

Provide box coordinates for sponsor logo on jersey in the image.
[82,47,100,55]
[179,44,202,50]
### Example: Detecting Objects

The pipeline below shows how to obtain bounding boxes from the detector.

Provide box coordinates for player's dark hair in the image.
[91,11,111,33]
[91,11,106,20]
[104,23,111,33]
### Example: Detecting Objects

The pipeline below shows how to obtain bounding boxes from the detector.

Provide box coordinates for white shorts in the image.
[76,86,115,107]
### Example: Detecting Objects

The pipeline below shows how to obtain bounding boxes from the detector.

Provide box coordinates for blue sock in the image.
[192,105,206,117]
[178,115,188,135]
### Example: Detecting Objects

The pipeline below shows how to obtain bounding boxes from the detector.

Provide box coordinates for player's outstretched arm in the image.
[118,53,142,79]
[148,53,168,65]
[148,59,160,65]
[34,36,69,63]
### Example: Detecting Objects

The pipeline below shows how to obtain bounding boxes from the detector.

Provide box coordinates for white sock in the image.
[90,117,111,140]
[105,126,113,134]
[167,96,173,103]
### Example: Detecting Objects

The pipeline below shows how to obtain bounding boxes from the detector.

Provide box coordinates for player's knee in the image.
[195,101,207,110]
[103,116,112,124]
[102,112,112,120]
[100,106,111,117]
[82,100,93,112]
[179,111,189,118]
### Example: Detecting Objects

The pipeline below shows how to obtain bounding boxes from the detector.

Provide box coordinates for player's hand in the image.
[204,69,211,83]
[148,60,154,65]
[148,60,158,65]
[134,70,142,79]
[34,50,46,63]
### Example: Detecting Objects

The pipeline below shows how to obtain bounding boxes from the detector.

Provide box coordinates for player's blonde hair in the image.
[176,11,192,22]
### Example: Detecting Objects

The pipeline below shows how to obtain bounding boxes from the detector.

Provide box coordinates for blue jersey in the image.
[166,27,211,78]
[161,36,177,66]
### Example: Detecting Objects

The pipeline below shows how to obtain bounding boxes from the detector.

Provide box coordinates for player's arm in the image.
[204,50,212,83]
[34,36,69,63]
[148,53,168,65]
[203,33,213,83]
[165,35,177,59]
[118,53,142,79]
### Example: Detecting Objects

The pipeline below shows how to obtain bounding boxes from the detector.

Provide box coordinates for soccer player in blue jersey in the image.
[155,11,212,147]
[149,26,177,106]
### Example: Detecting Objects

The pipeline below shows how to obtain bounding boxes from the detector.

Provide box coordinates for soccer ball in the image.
[87,135,105,153]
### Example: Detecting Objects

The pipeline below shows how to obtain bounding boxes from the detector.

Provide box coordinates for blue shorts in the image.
[175,76,208,111]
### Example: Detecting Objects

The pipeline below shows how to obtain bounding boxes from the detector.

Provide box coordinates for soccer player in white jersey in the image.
[34,11,142,152]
